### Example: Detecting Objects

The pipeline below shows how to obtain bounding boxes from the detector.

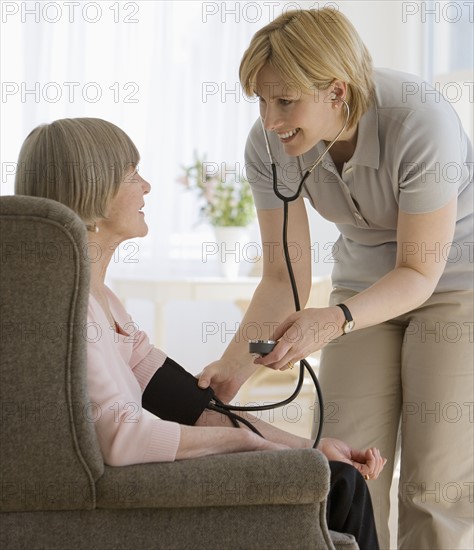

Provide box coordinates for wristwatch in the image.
[336,303,355,334]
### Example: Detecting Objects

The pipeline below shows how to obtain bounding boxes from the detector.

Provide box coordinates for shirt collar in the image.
[350,95,380,170]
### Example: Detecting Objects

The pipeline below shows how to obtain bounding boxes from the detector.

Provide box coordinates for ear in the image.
[330,80,349,102]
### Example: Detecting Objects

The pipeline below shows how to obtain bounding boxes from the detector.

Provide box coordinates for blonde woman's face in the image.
[256,65,342,157]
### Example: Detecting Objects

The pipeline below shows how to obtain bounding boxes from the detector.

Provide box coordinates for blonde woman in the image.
[15,117,386,549]
[199,8,474,550]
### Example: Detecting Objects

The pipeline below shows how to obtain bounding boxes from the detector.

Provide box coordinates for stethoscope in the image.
[211,98,351,449]
[260,97,350,447]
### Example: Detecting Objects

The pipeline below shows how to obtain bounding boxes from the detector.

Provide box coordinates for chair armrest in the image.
[329,530,359,550]
[96,448,330,509]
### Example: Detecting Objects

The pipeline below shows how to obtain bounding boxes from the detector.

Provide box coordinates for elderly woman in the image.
[198,8,473,550]
[15,117,385,549]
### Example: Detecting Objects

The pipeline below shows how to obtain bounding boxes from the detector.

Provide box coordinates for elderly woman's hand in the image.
[318,437,387,481]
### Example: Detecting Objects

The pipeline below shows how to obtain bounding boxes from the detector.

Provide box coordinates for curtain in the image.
[1,1,472,281]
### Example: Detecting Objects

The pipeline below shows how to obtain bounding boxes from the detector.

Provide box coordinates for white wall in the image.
[1,1,472,371]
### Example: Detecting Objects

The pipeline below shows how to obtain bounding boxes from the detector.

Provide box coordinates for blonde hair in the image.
[239,8,374,129]
[15,118,139,224]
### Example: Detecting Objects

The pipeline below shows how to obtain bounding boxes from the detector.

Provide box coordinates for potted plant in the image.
[177,151,255,227]
[177,152,256,277]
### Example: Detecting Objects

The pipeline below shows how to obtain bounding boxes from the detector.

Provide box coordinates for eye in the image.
[125,165,140,183]
[279,99,293,106]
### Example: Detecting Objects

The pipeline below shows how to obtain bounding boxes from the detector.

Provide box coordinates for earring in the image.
[87,222,99,233]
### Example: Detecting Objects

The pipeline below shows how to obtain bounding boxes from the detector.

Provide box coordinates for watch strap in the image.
[336,303,353,323]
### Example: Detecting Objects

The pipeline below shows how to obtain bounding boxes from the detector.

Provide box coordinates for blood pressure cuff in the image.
[142,356,215,426]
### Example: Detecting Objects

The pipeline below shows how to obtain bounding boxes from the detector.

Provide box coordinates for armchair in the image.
[0,195,358,550]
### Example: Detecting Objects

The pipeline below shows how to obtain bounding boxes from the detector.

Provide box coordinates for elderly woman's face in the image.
[99,166,151,241]
[256,64,340,157]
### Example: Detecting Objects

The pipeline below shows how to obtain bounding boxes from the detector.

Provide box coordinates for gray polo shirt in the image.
[245,68,473,292]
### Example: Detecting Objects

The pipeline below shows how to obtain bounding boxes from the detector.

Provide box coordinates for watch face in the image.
[344,320,355,333]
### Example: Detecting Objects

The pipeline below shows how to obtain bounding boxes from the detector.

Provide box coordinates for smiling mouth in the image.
[277,128,300,141]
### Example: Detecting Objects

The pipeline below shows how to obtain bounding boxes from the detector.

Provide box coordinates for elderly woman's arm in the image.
[176,425,287,459]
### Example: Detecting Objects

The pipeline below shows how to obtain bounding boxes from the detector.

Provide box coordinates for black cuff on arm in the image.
[142,357,215,426]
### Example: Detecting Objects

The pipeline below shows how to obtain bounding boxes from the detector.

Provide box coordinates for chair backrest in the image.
[0,196,104,512]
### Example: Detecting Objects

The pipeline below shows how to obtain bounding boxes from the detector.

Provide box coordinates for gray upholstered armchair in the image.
[0,195,358,550]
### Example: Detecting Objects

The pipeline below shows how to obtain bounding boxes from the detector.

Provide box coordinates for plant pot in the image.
[213,226,248,278]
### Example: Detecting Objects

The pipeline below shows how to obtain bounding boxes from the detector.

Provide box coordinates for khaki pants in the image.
[319,288,474,550]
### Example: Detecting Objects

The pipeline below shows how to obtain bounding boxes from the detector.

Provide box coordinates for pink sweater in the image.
[86,286,181,466]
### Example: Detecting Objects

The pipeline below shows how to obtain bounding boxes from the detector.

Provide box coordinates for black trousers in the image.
[143,357,380,549]
[327,461,380,550]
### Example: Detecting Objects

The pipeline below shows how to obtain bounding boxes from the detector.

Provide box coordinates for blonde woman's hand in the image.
[253,307,344,371]
[197,357,255,403]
